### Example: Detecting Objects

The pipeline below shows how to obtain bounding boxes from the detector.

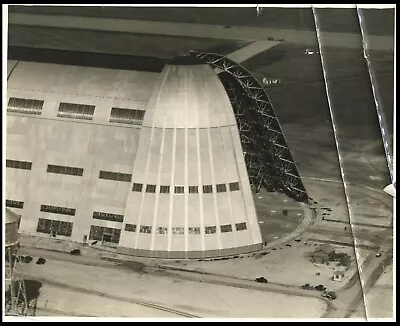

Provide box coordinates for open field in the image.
[16,252,328,318]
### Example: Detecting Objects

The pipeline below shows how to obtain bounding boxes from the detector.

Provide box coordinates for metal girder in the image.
[191,50,308,203]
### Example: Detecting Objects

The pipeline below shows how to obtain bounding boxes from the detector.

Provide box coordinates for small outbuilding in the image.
[312,244,335,264]
[333,270,345,282]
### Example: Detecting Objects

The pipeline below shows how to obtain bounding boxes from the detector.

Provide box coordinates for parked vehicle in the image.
[322,291,337,300]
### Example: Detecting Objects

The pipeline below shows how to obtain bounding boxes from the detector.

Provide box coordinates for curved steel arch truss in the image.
[190,50,308,203]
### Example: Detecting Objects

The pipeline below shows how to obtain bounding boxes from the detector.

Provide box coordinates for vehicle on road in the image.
[322,290,337,300]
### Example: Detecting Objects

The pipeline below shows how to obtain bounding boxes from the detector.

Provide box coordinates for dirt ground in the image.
[18,254,327,318]
[166,240,358,292]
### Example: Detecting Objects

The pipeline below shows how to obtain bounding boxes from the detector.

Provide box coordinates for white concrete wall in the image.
[119,61,262,258]
[6,61,156,243]
[6,60,262,257]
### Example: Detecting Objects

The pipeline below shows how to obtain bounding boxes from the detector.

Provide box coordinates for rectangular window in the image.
[132,183,143,192]
[89,225,121,244]
[235,222,247,231]
[6,159,32,170]
[156,226,168,234]
[6,200,24,209]
[174,186,184,194]
[125,224,137,232]
[40,204,76,216]
[146,184,156,193]
[139,225,152,234]
[203,185,213,194]
[109,107,145,125]
[37,218,51,234]
[99,170,132,183]
[7,97,44,115]
[93,211,124,223]
[188,227,201,235]
[89,225,103,241]
[172,227,184,235]
[221,224,233,233]
[229,182,240,191]
[160,185,170,194]
[57,102,95,120]
[47,164,84,176]
[58,221,73,236]
[216,184,227,193]
[36,218,73,237]
[189,186,198,194]
[205,226,217,234]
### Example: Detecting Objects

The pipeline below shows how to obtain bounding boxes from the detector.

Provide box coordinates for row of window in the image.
[39,204,123,223]
[47,164,84,176]
[7,97,145,125]
[40,204,76,216]
[34,220,247,243]
[36,218,73,237]
[6,160,242,193]
[93,211,124,223]
[7,97,44,115]
[89,225,121,244]
[99,170,132,183]
[6,159,32,170]
[58,102,95,120]
[7,161,132,182]
[8,200,248,235]
[6,199,24,209]
[124,222,247,234]
[132,182,240,194]
[109,107,145,125]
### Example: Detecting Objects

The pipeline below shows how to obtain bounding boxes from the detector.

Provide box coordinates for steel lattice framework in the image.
[190,50,308,203]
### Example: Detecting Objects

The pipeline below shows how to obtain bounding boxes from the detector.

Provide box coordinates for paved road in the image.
[265,202,314,249]
[8,13,394,51]
[214,40,281,74]
[324,234,393,318]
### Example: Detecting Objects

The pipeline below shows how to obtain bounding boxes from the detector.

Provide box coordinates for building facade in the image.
[6,57,263,258]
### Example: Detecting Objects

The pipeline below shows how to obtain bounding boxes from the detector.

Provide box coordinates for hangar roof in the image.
[7,60,159,105]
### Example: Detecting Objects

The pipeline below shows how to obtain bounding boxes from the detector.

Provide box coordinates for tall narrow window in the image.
[203,185,213,194]
[7,97,44,115]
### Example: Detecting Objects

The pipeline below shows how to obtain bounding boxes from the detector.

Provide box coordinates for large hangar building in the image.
[6,54,306,259]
